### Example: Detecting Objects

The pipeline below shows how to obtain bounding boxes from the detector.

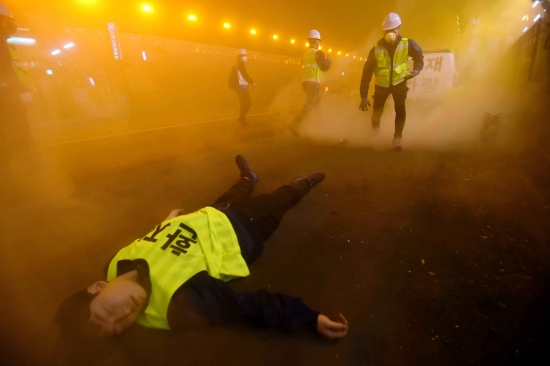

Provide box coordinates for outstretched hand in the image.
[165,208,185,221]
[359,98,371,112]
[317,313,348,339]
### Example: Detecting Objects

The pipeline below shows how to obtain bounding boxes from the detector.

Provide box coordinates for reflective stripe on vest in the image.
[107,206,250,330]
[374,38,409,88]
[302,48,323,83]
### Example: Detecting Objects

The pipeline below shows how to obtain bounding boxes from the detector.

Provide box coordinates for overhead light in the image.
[188,14,197,21]
[534,14,541,22]
[337,51,341,55]
[51,49,61,55]
[46,69,53,75]
[223,23,231,29]
[7,37,36,46]
[522,15,528,21]
[88,77,95,86]
[142,4,152,12]
[250,29,257,35]
[346,53,349,57]
[533,1,540,8]
[353,55,356,58]
[305,42,309,47]
[273,34,278,40]
[328,48,332,53]
[360,57,362,60]
[290,39,295,44]
[319,45,322,50]
[523,26,529,32]
[142,50,147,60]
[63,42,75,49]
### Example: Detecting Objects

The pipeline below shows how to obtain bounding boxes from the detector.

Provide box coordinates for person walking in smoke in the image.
[57,156,349,340]
[233,48,255,126]
[359,12,424,150]
[0,2,35,170]
[289,30,332,136]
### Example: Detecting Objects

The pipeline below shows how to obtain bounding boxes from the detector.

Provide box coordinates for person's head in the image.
[57,275,147,339]
[237,48,247,62]
[87,276,147,335]
[382,12,402,44]
[307,29,321,49]
[0,3,16,38]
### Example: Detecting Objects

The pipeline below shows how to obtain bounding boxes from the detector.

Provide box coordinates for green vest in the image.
[107,206,250,330]
[302,48,323,83]
[8,45,30,87]
[374,38,409,87]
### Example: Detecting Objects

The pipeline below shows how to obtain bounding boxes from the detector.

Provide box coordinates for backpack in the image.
[228,66,238,90]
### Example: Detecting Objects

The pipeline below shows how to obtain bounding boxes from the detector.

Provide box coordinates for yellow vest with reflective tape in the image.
[107,206,250,330]
[302,48,323,83]
[8,45,30,87]
[374,38,409,87]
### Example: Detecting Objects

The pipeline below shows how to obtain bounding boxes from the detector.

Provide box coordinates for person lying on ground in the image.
[57,155,348,340]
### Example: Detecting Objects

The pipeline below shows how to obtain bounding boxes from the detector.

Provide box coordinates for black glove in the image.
[359,98,371,111]
[404,70,420,80]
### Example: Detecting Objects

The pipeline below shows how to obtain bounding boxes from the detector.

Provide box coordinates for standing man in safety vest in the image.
[234,48,255,126]
[0,2,34,170]
[359,13,424,150]
[57,156,349,340]
[289,30,332,136]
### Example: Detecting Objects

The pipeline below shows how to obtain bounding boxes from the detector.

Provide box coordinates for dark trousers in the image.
[372,82,408,138]
[212,178,311,261]
[292,81,321,125]
[235,88,251,121]
[0,90,35,169]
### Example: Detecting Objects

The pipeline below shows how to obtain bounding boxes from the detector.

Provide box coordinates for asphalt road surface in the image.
[1,105,549,366]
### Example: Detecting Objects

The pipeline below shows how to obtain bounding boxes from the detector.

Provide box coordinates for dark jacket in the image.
[236,59,254,84]
[360,35,424,98]
[109,259,320,333]
[314,49,332,72]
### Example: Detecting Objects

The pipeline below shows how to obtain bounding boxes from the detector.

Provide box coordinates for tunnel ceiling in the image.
[9,0,533,55]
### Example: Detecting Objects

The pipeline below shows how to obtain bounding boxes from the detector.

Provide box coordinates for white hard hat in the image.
[238,48,247,55]
[0,3,12,18]
[382,12,402,31]
[308,30,321,40]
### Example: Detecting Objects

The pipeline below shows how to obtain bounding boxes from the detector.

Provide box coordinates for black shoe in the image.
[291,172,325,187]
[235,155,258,183]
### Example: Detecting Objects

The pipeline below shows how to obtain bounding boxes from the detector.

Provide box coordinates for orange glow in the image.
[142,4,152,12]
[250,29,257,35]
[337,51,341,55]
[188,14,197,21]
[273,35,278,40]
[290,39,295,44]
[305,42,309,47]
[223,23,231,29]
[328,49,332,53]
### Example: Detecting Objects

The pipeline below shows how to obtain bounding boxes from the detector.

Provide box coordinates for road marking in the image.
[40,110,297,148]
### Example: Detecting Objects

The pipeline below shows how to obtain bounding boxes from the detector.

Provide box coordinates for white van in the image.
[406,49,459,100]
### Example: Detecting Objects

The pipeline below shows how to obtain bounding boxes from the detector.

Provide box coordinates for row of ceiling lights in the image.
[138,3,366,60]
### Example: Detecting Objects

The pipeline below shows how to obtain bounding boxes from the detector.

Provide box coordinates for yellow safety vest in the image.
[302,48,323,83]
[374,38,409,87]
[8,44,30,87]
[107,206,250,330]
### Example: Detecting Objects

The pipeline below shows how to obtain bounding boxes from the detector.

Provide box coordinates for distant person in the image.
[0,2,34,170]
[57,155,348,340]
[359,13,424,150]
[229,48,255,126]
[289,30,332,136]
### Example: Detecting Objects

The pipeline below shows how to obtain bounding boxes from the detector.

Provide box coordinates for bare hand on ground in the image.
[165,208,185,221]
[317,313,348,339]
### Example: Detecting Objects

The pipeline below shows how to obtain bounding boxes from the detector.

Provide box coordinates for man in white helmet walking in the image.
[0,2,35,169]
[232,48,255,126]
[359,13,424,150]
[289,30,332,136]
